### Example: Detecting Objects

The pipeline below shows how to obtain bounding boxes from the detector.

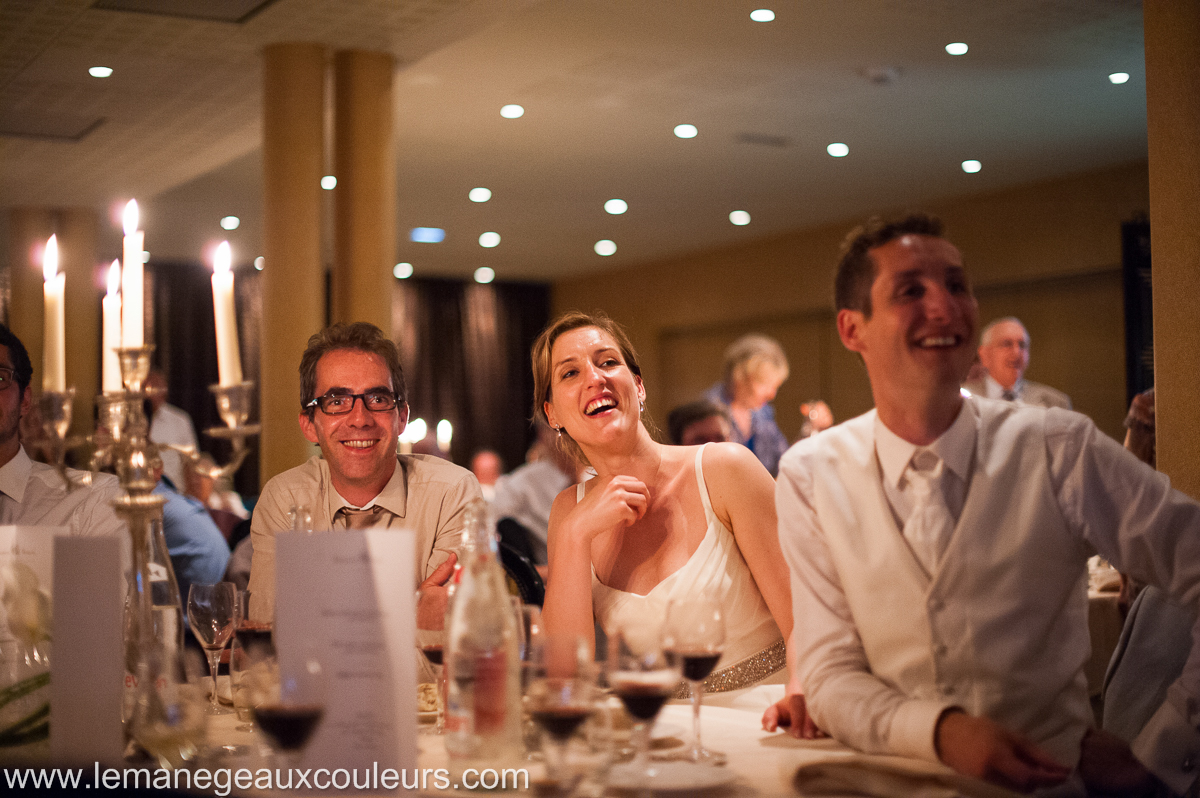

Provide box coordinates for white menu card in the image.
[275,529,417,792]
[0,525,61,650]
[50,536,124,766]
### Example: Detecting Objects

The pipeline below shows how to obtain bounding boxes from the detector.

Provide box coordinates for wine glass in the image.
[662,597,726,764]
[415,587,447,734]
[527,634,592,787]
[607,622,680,784]
[186,582,236,715]
[252,652,327,770]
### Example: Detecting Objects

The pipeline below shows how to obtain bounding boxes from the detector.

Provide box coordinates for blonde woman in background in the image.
[704,334,790,476]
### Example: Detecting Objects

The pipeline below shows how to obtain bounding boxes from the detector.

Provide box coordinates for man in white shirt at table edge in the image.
[762,212,1200,796]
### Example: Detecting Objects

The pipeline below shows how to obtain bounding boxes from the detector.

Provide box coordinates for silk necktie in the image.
[901,449,956,578]
[337,505,387,529]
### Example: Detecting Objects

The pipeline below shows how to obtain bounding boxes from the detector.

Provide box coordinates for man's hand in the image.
[935,711,1071,792]
[1078,728,1158,797]
[416,553,457,630]
[762,693,824,739]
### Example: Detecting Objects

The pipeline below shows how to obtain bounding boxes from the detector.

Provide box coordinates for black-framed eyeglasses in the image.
[306,390,399,415]
[0,368,15,391]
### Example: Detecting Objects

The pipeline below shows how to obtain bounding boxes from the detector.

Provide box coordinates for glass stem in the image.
[435,664,445,734]
[207,649,221,710]
[691,678,704,759]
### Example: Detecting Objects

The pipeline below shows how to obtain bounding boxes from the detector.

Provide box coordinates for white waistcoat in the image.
[810,400,1093,765]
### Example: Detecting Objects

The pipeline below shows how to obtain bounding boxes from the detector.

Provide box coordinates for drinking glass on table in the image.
[416,587,447,734]
[663,597,726,765]
[527,634,592,788]
[251,652,327,770]
[186,582,236,715]
[607,623,680,783]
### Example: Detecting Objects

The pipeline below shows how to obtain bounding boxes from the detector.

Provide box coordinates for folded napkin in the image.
[787,751,1019,798]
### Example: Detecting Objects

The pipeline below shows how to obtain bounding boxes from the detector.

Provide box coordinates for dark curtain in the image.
[394,277,550,473]
[1122,215,1153,405]
[149,258,259,496]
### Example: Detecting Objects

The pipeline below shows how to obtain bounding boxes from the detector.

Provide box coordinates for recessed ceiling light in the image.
[729,210,751,226]
[88,66,113,78]
[674,124,698,139]
[474,266,495,284]
[604,199,628,215]
[961,159,982,173]
[750,9,775,22]
[321,175,337,190]
[220,216,240,230]
[594,240,617,256]
[945,42,969,56]
[827,142,849,157]
[254,256,264,271]
[1109,72,1130,84]
[479,232,501,248]
[500,104,524,119]
[411,227,445,243]
[394,262,414,279]
[469,187,492,202]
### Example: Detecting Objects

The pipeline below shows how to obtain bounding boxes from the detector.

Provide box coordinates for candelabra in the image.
[85,344,259,765]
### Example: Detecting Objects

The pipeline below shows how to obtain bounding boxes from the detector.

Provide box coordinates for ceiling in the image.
[0,0,1148,282]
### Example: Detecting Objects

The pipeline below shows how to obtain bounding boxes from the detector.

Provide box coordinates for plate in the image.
[608,761,737,793]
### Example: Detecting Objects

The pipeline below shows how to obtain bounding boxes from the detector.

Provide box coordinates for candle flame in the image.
[42,235,58,281]
[107,259,121,296]
[123,199,139,236]
[214,241,231,275]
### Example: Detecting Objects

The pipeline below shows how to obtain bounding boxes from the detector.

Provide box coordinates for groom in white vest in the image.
[766,213,1200,796]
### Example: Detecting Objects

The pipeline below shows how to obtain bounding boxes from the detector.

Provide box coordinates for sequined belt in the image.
[672,638,787,698]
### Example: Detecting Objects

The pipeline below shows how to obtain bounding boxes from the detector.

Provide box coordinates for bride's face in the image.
[544,326,644,448]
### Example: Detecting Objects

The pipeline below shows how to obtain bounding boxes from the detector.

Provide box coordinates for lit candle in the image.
[211,241,242,386]
[102,260,122,393]
[42,235,66,393]
[436,419,453,453]
[120,200,144,348]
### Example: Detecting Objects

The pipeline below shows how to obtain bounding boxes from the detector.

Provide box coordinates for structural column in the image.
[332,50,395,331]
[6,208,55,390]
[1145,2,1200,499]
[59,207,100,437]
[261,42,326,481]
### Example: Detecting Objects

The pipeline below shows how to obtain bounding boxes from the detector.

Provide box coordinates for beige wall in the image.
[553,161,1149,443]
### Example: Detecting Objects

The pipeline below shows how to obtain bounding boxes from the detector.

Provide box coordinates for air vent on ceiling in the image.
[736,132,791,148]
[91,0,278,23]
[0,113,105,142]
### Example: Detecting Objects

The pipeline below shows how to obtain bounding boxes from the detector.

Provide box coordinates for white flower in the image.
[1,563,52,648]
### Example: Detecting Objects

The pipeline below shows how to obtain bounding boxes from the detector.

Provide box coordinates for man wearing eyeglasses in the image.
[247,322,481,622]
[0,325,124,536]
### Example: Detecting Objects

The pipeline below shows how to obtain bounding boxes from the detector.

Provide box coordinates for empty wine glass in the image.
[252,652,327,770]
[527,634,592,788]
[607,622,679,784]
[415,588,447,734]
[662,597,726,764]
[186,582,236,715]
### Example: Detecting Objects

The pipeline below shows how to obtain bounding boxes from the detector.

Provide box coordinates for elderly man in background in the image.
[767,213,1200,796]
[963,316,1071,409]
[705,333,790,476]
[247,322,481,622]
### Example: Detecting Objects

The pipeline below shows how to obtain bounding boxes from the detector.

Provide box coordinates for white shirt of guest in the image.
[778,397,1200,791]
[0,445,125,537]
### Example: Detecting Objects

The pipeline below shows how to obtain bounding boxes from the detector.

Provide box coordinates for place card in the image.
[275,529,417,792]
[50,536,124,766]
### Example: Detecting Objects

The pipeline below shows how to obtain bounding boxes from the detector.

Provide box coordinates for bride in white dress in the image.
[532,311,808,716]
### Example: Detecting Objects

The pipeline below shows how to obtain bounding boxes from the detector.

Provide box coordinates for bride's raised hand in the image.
[567,474,649,540]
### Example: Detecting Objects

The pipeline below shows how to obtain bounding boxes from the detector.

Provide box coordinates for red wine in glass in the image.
[420,645,444,666]
[612,677,675,721]
[666,649,721,682]
[253,704,325,751]
[531,706,592,741]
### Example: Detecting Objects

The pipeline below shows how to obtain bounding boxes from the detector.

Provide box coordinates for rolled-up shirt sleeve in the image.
[778,445,953,764]
[1046,409,1200,793]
